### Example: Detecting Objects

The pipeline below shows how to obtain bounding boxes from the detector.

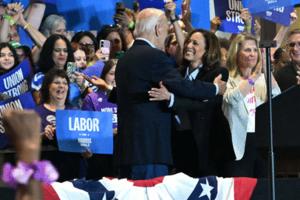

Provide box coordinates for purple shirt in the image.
[82,90,117,129]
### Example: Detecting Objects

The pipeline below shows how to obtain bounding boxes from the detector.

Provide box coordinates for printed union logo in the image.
[237,25,244,31]
[266,11,273,16]
[265,0,277,4]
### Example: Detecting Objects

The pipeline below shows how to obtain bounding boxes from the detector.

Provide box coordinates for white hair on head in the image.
[41,14,66,37]
[134,8,165,38]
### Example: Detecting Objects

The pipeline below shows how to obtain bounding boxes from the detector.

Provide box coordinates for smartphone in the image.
[100,40,111,61]
[66,62,78,75]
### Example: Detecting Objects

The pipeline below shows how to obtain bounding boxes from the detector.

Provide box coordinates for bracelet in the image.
[3,14,16,25]
[128,21,135,30]
[247,78,255,86]
[23,23,31,30]
[1,160,59,187]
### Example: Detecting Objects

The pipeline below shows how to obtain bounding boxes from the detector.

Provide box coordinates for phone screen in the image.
[66,62,78,75]
[100,40,111,61]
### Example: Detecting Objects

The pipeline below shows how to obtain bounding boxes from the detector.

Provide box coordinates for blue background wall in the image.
[4,0,210,31]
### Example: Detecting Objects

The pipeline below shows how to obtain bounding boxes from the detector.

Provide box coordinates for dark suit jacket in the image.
[115,40,218,166]
[275,62,297,92]
[172,66,235,176]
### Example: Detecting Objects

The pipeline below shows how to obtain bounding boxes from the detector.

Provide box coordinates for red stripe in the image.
[129,176,164,187]
[234,177,257,200]
[43,184,60,200]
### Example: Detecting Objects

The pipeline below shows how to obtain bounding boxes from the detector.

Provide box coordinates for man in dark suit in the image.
[115,8,226,180]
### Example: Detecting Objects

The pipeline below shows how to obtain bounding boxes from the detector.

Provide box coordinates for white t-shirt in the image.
[244,87,256,133]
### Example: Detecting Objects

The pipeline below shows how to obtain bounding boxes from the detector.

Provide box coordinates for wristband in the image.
[3,14,15,25]
[170,15,179,24]
[247,78,255,86]
[2,160,59,187]
[128,21,135,30]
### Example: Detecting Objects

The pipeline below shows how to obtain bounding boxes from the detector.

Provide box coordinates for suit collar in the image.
[135,38,156,48]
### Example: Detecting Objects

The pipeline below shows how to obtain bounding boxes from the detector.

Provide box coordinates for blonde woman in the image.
[222,33,281,177]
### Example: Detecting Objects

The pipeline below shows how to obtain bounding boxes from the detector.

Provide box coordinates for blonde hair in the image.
[226,33,261,77]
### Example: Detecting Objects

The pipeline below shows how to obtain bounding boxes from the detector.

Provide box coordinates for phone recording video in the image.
[100,40,111,61]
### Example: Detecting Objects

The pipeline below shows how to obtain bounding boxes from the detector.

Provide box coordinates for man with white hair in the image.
[115,8,226,180]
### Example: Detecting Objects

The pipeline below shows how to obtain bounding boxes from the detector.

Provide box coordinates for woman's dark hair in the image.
[16,45,36,73]
[71,31,98,50]
[100,59,117,80]
[0,42,19,73]
[219,38,231,51]
[40,68,70,104]
[97,25,126,51]
[37,34,74,73]
[182,29,221,71]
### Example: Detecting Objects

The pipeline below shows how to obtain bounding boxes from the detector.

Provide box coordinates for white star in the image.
[199,179,214,199]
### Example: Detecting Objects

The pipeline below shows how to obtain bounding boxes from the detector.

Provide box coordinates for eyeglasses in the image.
[288,41,300,48]
[79,43,94,48]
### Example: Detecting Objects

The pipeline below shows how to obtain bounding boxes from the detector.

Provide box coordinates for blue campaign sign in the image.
[56,110,113,154]
[0,91,36,149]
[242,0,297,14]
[254,6,294,26]
[214,0,248,34]
[0,59,32,98]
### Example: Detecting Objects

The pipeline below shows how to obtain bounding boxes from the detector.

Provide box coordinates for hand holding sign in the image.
[290,10,298,25]
[240,8,252,27]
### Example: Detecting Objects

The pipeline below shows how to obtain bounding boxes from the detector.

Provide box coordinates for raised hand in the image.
[3,110,41,163]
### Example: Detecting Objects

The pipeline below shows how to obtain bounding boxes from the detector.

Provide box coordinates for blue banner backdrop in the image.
[243,0,300,14]
[4,0,211,31]
[254,6,294,26]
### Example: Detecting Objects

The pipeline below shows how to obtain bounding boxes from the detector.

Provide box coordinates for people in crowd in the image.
[74,48,87,70]
[81,59,118,179]
[71,31,99,66]
[2,110,46,200]
[272,47,290,76]
[34,68,80,181]
[115,7,226,180]
[222,33,281,177]
[0,42,19,75]
[40,14,67,38]
[275,29,300,91]
[219,38,231,68]
[97,25,126,59]
[31,34,74,103]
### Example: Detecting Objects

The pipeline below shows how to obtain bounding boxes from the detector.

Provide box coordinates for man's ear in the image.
[155,24,160,37]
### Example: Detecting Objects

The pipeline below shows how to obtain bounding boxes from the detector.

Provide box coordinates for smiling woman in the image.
[34,68,81,181]
[222,33,281,177]
[0,42,18,74]
[31,34,74,104]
